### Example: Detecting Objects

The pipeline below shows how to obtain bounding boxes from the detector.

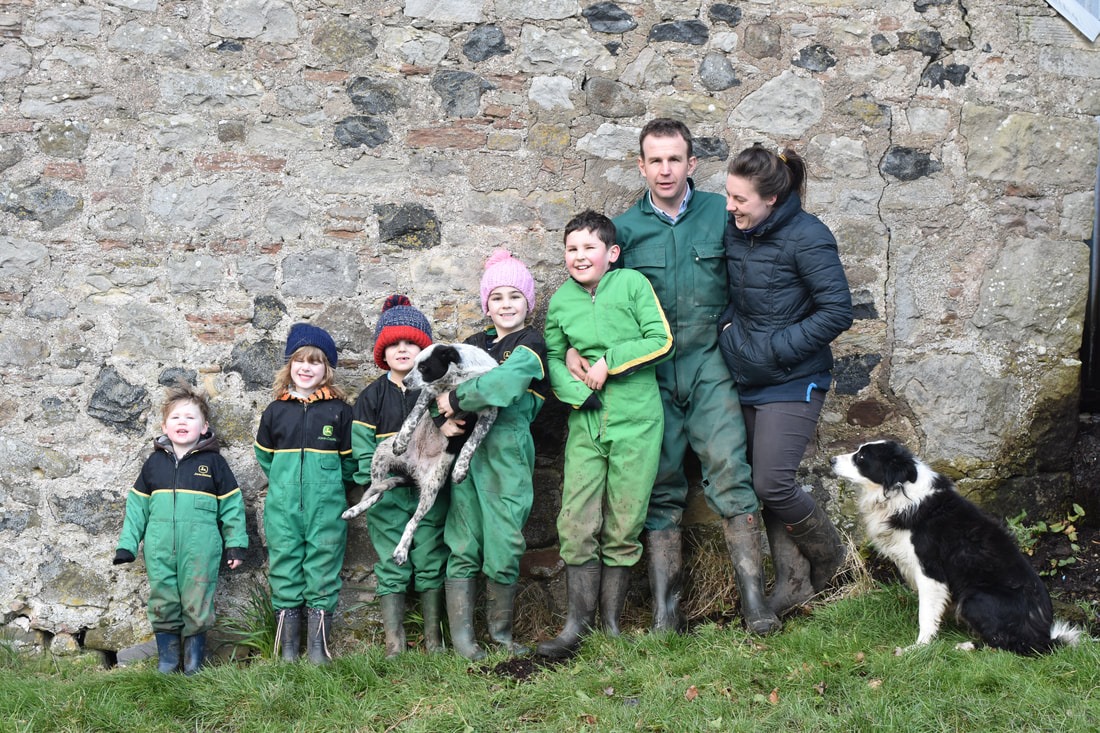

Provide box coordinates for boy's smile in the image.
[565,228,620,292]
[162,401,208,456]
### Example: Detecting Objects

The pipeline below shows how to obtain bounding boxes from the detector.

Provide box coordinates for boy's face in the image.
[290,353,327,394]
[486,286,529,337]
[384,340,423,377]
[637,132,696,215]
[565,228,620,291]
[162,400,208,451]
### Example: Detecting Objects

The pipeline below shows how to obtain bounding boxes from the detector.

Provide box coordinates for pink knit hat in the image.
[480,249,535,314]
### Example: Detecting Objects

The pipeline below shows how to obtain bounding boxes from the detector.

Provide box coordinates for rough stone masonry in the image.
[0,0,1096,656]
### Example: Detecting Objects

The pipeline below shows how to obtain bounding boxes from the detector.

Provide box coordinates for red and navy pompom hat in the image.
[372,294,433,369]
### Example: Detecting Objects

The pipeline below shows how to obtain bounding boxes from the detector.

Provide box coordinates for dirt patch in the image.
[1030,523,1100,630]
[479,655,564,682]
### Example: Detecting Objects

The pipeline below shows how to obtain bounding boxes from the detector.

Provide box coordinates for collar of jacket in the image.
[279,386,338,404]
[153,430,220,457]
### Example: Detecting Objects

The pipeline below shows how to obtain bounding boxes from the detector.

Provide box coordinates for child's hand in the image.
[440,417,467,438]
[227,559,242,570]
[566,347,590,381]
[584,357,609,391]
[226,547,245,570]
[436,391,455,418]
[113,549,135,565]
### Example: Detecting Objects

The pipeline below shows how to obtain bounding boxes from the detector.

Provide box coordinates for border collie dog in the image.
[832,440,1080,655]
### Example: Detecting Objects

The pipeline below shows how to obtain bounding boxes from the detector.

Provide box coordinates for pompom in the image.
[382,293,412,312]
[484,249,513,270]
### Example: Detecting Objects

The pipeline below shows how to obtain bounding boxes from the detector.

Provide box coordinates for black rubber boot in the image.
[275,607,302,661]
[420,588,445,653]
[445,577,486,661]
[723,513,781,635]
[645,528,685,633]
[155,632,181,674]
[599,565,632,637]
[182,633,206,676]
[486,580,529,655]
[762,508,814,616]
[786,502,846,591]
[380,593,406,658]
[536,561,600,659]
[306,607,332,665]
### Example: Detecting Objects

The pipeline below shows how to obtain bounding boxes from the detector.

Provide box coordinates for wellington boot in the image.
[599,565,632,637]
[645,528,685,633]
[182,633,206,676]
[380,593,407,658]
[155,632,181,674]
[306,607,332,665]
[723,514,781,635]
[275,607,302,661]
[536,561,600,659]
[786,503,846,591]
[420,588,445,653]
[486,580,528,655]
[445,577,486,661]
[762,508,814,616]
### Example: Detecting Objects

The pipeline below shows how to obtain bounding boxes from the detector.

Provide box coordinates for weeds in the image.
[1008,504,1086,576]
[217,583,276,660]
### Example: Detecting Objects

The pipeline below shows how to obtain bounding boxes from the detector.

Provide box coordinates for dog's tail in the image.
[1050,619,1083,648]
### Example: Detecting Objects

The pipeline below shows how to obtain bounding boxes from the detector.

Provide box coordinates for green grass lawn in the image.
[3,584,1097,733]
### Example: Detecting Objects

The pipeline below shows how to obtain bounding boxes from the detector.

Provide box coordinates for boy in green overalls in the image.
[538,210,673,658]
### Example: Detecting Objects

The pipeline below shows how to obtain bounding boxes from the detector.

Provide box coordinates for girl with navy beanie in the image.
[255,322,355,664]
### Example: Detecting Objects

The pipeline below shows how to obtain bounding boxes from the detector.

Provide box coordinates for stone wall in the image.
[1,0,1097,654]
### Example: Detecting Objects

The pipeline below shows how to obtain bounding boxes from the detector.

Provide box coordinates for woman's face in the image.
[725,174,777,231]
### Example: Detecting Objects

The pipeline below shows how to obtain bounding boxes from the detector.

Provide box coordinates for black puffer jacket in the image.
[718,192,853,389]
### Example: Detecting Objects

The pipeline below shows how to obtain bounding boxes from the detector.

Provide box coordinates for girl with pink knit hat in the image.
[434,249,550,660]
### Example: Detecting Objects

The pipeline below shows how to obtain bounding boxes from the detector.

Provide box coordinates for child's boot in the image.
[155,632,181,673]
[182,633,206,676]
[599,565,632,636]
[723,513,781,635]
[536,560,600,659]
[275,607,302,661]
[379,593,406,658]
[762,508,813,615]
[306,607,332,665]
[444,577,486,661]
[420,588,444,653]
[645,528,685,633]
[486,580,528,655]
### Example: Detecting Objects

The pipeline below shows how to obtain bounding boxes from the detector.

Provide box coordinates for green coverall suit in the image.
[351,376,450,595]
[543,268,673,566]
[444,327,548,585]
[116,432,247,636]
[254,388,355,613]
[614,182,759,530]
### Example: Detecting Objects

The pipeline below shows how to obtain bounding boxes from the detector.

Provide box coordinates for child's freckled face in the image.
[290,356,326,393]
[162,401,207,451]
[486,287,528,337]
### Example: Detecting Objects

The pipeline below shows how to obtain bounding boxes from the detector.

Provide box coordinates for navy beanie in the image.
[373,294,433,369]
[285,322,338,367]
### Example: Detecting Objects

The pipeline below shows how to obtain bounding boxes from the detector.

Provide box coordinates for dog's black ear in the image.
[880,443,918,488]
[419,345,458,383]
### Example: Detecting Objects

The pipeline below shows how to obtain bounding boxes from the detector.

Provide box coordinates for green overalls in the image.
[614,183,759,530]
[543,268,673,565]
[116,432,247,636]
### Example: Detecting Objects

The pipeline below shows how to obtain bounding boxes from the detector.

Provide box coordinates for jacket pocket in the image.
[691,239,728,309]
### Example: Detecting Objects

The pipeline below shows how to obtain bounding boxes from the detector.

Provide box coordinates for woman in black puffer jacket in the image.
[719,145,853,621]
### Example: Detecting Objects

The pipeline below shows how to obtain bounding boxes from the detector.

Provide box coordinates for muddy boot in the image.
[420,588,444,653]
[486,580,528,655]
[646,528,685,633]
[306,607,332,665]
[380,593,406,658]
[763,508,814,616]
[786,503,846,591]
[599,565,632,637]
[182,633,206,676]
[275,607,302,661]
[536,561,601,659]
[155,632,181,674]
[723,513,781,635]
[445,577,486,661]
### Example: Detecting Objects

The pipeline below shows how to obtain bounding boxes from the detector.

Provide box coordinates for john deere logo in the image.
[196,465,211,477]
[323,425,333,437]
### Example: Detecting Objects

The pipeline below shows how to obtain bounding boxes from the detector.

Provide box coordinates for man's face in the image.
[637,133,697,215]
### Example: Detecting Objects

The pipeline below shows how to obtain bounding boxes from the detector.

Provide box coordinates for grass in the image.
[1,583,1097,733]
